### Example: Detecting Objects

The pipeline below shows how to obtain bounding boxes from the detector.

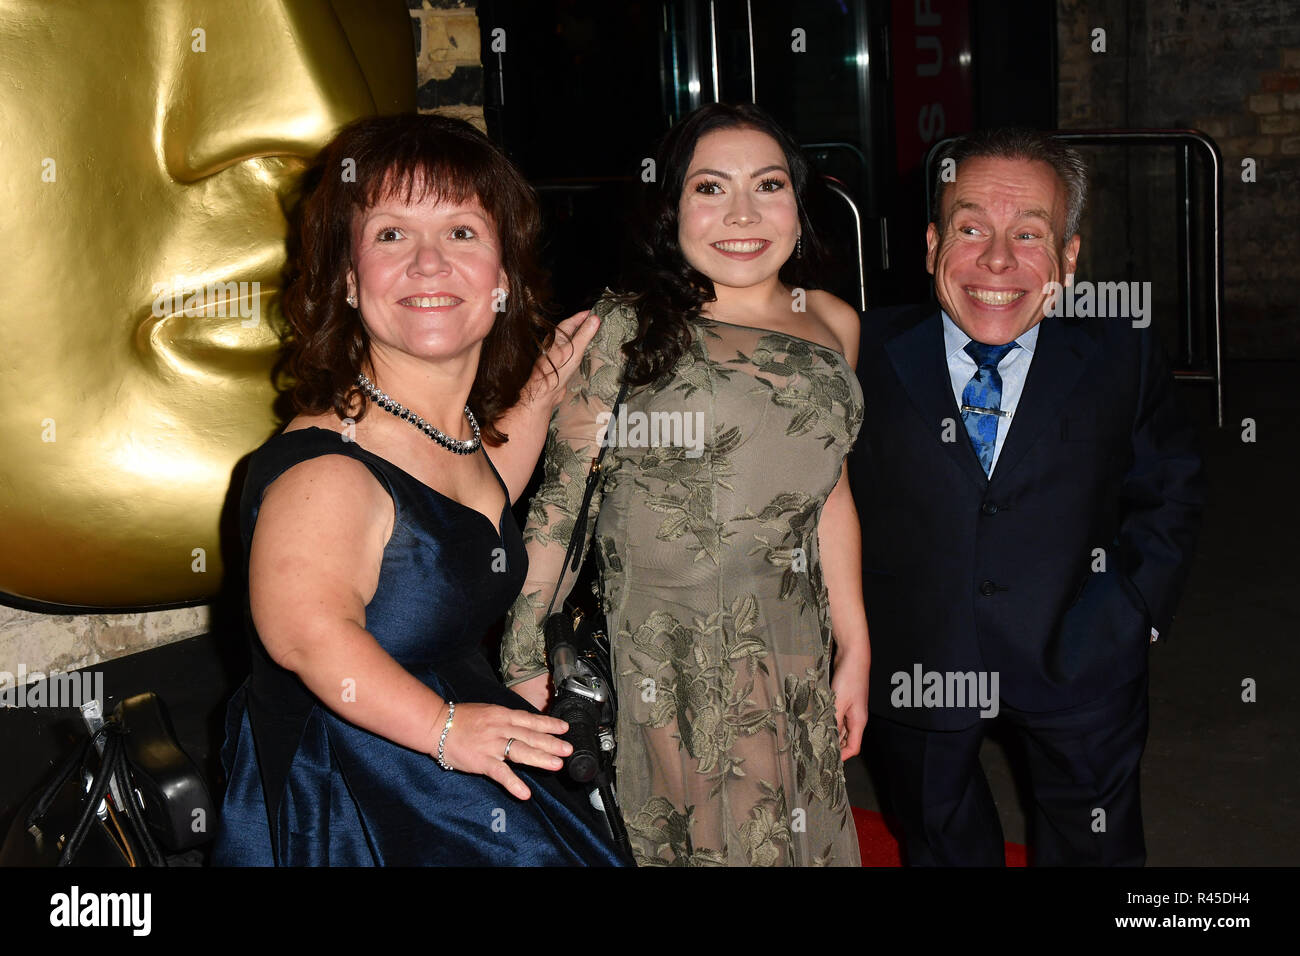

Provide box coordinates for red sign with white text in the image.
[892,0,974,178]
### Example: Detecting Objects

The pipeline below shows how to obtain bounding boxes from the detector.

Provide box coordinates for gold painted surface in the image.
[0,0,416,607]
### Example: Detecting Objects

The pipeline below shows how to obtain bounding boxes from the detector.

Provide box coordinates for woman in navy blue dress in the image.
[213,113,623,866]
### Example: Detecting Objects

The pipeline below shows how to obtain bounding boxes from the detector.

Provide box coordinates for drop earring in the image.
[795,235,803,260]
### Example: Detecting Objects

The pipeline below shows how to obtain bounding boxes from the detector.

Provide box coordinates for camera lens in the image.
[551,696,601,783]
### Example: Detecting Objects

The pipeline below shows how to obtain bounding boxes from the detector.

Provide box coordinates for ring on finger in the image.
[503,737,516,760]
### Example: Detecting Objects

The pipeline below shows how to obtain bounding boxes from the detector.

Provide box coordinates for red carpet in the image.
[852,807,1028,866]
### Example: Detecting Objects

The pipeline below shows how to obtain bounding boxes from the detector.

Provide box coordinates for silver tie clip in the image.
[961,404,1009,418]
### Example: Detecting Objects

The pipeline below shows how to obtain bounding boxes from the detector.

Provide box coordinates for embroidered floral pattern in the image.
[503,301,864,866]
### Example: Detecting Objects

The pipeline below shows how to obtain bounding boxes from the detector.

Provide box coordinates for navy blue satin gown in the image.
[213,427,626,866]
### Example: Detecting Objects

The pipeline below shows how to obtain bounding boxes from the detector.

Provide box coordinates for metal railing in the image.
[822,178,868,312]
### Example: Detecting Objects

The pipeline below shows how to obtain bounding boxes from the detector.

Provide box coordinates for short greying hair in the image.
[931,128,1089,239]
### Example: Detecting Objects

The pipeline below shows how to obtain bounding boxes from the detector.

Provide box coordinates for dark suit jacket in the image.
[848,304,1205,730]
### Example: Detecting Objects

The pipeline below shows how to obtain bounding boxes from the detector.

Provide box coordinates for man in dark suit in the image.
[848,128,1205,865]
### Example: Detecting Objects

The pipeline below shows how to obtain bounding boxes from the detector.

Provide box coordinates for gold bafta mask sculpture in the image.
[0,0,416,607]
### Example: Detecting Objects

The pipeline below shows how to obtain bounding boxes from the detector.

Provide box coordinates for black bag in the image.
[0,692,214,867]
[541,380,633,859]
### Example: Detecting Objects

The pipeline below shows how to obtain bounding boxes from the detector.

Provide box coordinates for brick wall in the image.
[1058,0,1300,359]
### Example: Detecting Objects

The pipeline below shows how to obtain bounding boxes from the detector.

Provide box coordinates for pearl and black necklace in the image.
[354,373,481,456]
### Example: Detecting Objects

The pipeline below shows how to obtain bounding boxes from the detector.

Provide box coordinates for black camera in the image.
[543,605,616,784]
[543,601,632,859]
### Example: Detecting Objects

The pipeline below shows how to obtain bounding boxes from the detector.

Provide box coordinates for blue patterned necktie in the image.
[961,340,1020,475]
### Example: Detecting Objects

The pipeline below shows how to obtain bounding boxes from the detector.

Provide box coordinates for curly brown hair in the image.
[282,112,551,445]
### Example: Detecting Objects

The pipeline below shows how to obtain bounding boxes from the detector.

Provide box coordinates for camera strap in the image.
[544,377,629,621]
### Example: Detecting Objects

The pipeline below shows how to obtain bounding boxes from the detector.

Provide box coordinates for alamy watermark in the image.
[1042,280,1151,328]
[152,277,261,327]
[0,665,104,709]
[50,886,151,936]
[595,406,705,458]
[890,665,1000,718]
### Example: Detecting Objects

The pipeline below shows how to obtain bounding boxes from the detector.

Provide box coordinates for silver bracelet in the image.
[435,701,456,771]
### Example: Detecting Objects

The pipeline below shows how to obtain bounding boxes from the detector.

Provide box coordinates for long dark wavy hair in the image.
[281,113,551,445]
[617,103,829,388]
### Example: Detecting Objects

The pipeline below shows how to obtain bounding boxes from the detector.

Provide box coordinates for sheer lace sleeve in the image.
[500,297,636,685]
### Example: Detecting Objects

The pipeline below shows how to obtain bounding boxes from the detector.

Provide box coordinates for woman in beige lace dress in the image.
[503,104,869,866]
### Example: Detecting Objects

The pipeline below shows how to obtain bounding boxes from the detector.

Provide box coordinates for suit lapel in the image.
[884,310,989,491]
[992,316,1099,480]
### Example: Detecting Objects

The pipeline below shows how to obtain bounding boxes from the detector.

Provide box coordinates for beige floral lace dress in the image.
[502,297,864,866]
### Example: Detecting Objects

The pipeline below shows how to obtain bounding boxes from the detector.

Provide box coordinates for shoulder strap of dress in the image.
[251,427,397,496]
[240,428,400,548]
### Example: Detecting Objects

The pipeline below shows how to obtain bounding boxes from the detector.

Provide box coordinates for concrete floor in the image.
[843,360,1300,865]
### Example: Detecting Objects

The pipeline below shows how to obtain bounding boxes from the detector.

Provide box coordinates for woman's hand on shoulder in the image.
[492,306,611,504]
[524,308,602,412]
[438,702,572,800]
[248,452,393,671]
